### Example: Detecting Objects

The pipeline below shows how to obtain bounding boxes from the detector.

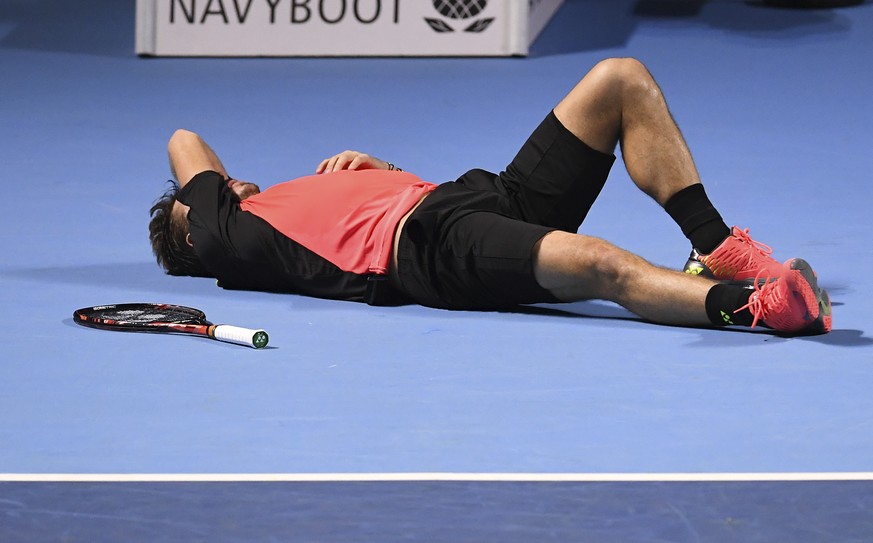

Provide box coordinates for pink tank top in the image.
[240,170,437,275]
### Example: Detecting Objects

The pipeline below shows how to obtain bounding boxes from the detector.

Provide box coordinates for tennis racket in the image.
[73,303,269,349]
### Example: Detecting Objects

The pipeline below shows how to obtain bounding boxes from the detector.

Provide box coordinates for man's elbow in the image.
[168,128,200,154]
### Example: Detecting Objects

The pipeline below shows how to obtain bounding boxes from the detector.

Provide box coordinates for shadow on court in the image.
[5,262,869,347]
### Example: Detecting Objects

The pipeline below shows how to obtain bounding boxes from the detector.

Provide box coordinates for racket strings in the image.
[92,307,203,324]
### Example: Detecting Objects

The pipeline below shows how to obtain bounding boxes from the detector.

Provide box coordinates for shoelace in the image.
[703,228,774,277]
[732,228,774,263]
[734,268,781,328]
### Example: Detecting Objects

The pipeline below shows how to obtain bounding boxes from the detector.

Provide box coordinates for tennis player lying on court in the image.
[149,58,831,335]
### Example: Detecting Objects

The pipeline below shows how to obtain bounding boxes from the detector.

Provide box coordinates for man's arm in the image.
[316,150,402,175]
[168,129,230,188]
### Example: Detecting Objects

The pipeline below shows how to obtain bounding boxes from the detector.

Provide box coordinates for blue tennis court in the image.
[1,0,872,540]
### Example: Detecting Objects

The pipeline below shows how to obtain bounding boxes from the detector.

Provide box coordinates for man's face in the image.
[227,179,261,200]
[172,179,262,245]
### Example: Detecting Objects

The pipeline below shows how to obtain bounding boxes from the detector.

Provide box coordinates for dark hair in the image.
[148,181,212,277]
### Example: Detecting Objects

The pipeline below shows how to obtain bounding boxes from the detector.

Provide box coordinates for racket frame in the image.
[73,303,268,349]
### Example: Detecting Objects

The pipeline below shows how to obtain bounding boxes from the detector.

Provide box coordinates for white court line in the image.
[2,473,873,482]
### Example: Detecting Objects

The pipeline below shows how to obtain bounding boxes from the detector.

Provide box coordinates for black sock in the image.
[705,284,754,327]
[664,184,730,254]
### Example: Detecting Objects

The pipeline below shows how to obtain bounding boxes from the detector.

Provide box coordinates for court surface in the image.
[1,0,872,540]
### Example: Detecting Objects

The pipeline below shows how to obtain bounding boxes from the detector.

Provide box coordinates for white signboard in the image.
[136,0,564,57]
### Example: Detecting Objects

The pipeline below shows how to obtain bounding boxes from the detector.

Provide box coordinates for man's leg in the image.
[549,58,730,253]
[533,230,715,326]
[533,230,832,334]
[552,58,785,282]
[496,57,717,242]
[553,57,699,205]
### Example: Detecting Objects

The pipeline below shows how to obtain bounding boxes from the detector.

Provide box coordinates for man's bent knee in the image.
[591,57,659,103]
[591,57,648,81]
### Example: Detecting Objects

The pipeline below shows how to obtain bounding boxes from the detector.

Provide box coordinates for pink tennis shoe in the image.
[684,226,783,282]
[737,258,832,334]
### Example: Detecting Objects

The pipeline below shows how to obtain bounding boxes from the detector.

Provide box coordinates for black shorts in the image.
[395,111,616,310]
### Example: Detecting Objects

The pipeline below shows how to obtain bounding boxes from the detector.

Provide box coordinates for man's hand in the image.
[316,151,392,174]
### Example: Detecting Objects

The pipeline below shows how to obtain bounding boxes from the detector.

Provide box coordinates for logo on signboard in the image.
[425,0,494,33]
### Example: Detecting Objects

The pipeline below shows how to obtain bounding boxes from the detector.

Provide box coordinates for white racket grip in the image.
[212,325,269,349]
